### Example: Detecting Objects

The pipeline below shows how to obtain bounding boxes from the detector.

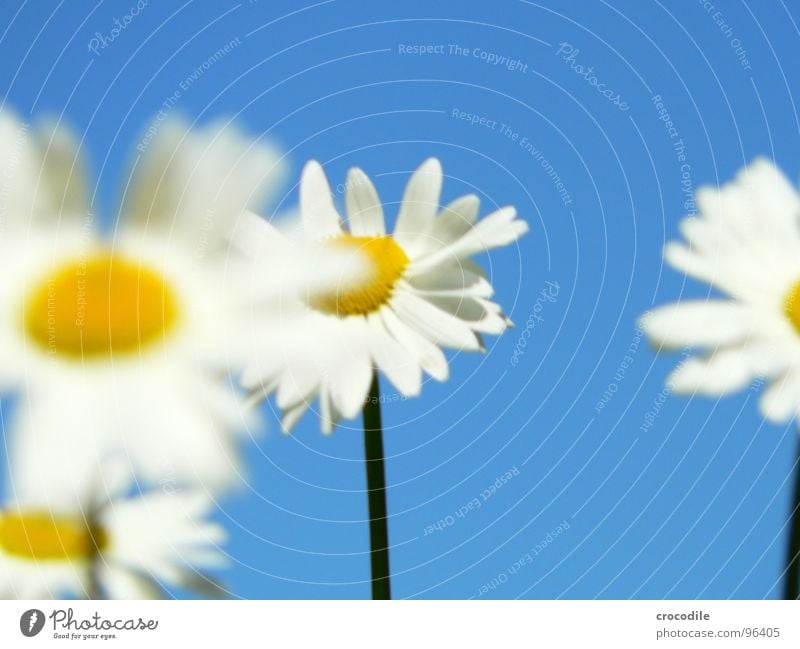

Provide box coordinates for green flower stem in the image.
[363,372,391,600]
[87,569,101,600]
[785,440,800,600]
[87,514,103,600]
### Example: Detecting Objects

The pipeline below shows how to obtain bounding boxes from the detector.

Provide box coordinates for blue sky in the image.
[1,0,799,599]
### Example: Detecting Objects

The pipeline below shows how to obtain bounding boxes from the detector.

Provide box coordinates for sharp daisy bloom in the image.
[0,470,226,599]
[639,158,800,422]
[0,109,312,490]
[242,158,528,432]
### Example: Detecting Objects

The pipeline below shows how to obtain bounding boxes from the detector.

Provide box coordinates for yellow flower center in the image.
[0,511,108,561]
[22,252,180,358]
[310,235,409,317]
[786,282,800,333]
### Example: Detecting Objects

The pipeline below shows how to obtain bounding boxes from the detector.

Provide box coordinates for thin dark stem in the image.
[363,372,391,600]
[87,567,101,600]
[785,438,800,600]
[86,515,103,600]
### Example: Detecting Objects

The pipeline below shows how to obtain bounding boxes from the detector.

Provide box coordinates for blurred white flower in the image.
[241,158,528,433]
[0,469,226,599]
[640,158,800,422]
[0,109,305,490]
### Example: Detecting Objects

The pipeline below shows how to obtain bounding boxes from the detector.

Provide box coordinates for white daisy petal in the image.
[410,206,527,274]
[123,117,285,252]
[32,118,89,218]
[275,359,323,412]
[393,158,442,252]
[409,276,494,299]
[99,568,167,600]
[422,295,508,334]
[281,400,312,433]
[663,241,709,279]
[104,489,225,570]
[663,242,743,298]
[329,331,374,419]
[678,216,737,256]
[407,258,493,298]
[300,160,343,237]
[230,210,292,258]
[391,290,482,351]
[737,158,800,237]
[367,314,422,397]
[379,308,449,382]
[319,383,338,435]
[639,301,756,349]
[696,182,756,242]
[760,372,800,422]
[0,110,89,227]
[345,167,385,236]
[667,350,755,396]
[451,205,526,251]
[10,373,250,497]
[414,194,480,257]
[0,110,38,222]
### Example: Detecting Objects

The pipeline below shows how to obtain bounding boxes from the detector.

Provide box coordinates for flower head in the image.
[242,158,528,432]
[0,469,225,599]
[640,158,800,422]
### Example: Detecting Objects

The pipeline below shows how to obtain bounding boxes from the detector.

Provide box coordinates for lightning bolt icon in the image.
[28,612,37,632]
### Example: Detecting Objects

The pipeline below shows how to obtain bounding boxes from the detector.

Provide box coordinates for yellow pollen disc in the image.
[23,253,180,358]
[786,282,800,333]
[0,511,109,561]
[310,235,409,317]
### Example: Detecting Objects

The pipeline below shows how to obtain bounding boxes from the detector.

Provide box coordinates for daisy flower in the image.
[640,158,800,421]
[0,110,86,224]
[241,158,528,432]
[0,109,303,490]
[0,469,226,599]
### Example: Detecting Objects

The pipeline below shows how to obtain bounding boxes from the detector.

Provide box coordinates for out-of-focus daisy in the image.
[640,158,800,422]
[0,109,299,490]
[241,158,528,432]
[0,470,226,599]
[0,110,87,225]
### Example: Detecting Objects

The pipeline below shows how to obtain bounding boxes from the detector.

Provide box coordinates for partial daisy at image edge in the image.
[639,157,800,423]
[239,157,529,434]
[0,463,227,600]
[0,107,353,492]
